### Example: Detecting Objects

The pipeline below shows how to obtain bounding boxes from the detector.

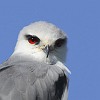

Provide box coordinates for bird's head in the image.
[13,21,67,65]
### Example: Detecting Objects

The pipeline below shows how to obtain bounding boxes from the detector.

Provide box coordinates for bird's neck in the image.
[11,51,58,65]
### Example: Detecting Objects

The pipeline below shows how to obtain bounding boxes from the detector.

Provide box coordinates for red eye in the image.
[28,38,38,44]
[25,35,40,45]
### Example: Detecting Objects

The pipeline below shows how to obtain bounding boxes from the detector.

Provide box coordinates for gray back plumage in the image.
[0,55,68,100]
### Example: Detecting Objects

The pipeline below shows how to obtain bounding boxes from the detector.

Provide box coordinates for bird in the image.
[0,21,70,100]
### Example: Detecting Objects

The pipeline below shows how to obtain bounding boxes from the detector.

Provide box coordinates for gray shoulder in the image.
[0,58,68,100]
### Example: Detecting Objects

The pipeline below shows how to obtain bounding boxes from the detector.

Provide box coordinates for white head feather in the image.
[12,21,68,71]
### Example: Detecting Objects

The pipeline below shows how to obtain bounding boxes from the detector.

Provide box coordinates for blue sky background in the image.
[0,0,100,100]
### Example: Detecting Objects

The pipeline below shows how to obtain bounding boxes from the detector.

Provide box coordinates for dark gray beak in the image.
[43,45,50,58]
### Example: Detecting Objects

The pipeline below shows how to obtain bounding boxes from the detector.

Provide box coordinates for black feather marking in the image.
[55,38,67,48]
[0,65,12,72]
[55,73,67,100]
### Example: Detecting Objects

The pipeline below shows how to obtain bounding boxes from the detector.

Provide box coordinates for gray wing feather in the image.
[26,85,36,100]
[0,55,68,100]
[0,77,14,95]
[15,74,27,93]
[11,89,25,100]
[35,80,44,100]
[38,79,48,100]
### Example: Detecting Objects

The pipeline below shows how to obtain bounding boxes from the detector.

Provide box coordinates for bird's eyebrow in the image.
[25,35,39,40]
[56,37,67,43]
[25,35,33,39]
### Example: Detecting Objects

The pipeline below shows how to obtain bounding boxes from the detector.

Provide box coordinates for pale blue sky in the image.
[0,0,100,100]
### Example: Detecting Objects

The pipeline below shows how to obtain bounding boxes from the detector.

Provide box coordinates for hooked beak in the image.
[43,45,50,58]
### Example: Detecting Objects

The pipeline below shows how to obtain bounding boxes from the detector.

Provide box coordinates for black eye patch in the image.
[55,38,66,47]
[25,35,40,45]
